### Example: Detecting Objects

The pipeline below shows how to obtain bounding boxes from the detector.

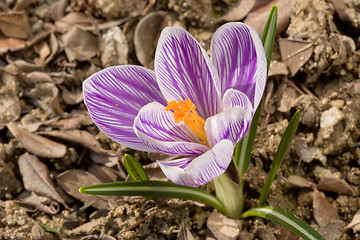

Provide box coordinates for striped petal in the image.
[83,65,167,152]
[134,102,209,155]
[158,139,235,187]
[155,26,221,119]
[211,22,267,110]
[222,88,253,111]
[204,105,253,147]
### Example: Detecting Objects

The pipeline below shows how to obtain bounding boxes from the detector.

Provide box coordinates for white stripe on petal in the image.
[204,106,253,147]
[211,22,266,110]
[222,88,253,111]
[158,139,235,187]
[83,65,166,152]
[155,26,221,119]
[134,102,209,155]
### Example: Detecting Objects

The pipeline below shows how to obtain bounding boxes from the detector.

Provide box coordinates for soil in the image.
[0,0,360,240]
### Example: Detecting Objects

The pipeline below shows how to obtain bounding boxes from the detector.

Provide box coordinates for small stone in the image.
[320,107,344,128]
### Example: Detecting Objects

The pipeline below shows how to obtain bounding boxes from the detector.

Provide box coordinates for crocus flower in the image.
[83,23,266,187]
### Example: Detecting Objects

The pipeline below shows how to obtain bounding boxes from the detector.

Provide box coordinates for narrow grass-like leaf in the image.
[123,154,149,181]
[258,110,300,206]
[79,181,225,213]
[242,206,325,240]
[234,5,278,188]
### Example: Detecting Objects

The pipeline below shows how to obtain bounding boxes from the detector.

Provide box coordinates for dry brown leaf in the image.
[100,26,128,67]
[56,169,116,209]
[51,0,69,21]
[207,212,242,240]
[31,222,46,240]
[7,123,66,158]
[38,129,104,153]
[71,218,103,235]
[178,222,195,240]
[317,175,355,196]
[285,175,311,188]
[344,209,360,232]
[62,27,98,62]
[16,190,59,214]
[318,220,344,240]
[268,60,289,77]
[50,112,93,130]
[34,41,50,65]
[90,151,119,168]
[26,82,62,117]
[277,226,300,240]
[0,11,31,39]
[13,0,33,11]
[0,97,21,124]
[254,227,277,240]
[244,0,291,36]
[60,86,83,105]
[80,234,116,240]
[43,33,59,65]
[220,0,270,22]
[143,162,167,181]
[0,35,26,54]
[312,186,339,228]
[55,12,92,32]
[20,110,55,132]
[134,11,170,69]
[87,164,120,183]
[23,71,54,85]
[279,39,313,76]
[18,153,67,207]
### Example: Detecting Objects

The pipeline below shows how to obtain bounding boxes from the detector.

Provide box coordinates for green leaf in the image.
[79,181,225,213]
[233,5,278,189]
[242,206,325,240]
[258,110,300,206]
[123,154,149,182]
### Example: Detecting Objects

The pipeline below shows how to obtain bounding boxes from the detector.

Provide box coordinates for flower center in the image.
[165,99,207,143]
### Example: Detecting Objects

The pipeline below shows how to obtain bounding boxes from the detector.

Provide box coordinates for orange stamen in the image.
[166,99,207,144]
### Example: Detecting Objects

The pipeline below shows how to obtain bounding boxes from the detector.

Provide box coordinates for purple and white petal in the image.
[204,106,253,147]
[155,26,221,119]
[134,102,209,155]
[83,65,167,152]
[222,88,253,111]
[158,139,235,187]
[211,22,267,110]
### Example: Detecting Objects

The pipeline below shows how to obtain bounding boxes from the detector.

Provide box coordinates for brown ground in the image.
[0,0,360,239]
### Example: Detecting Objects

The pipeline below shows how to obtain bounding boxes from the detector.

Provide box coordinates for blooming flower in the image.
[83,23,266,187]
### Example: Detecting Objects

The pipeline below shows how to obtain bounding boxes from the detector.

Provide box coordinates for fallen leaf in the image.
[178,222,195,240]
[207,212,242,240]
[143,162,167,181]
[276,226,300,240]
[62,27,98,62]
[244,0,291,35]
[268,60,289,77]
[34,41,50,65]
[344,209,360,232]
[7,123,66,158]
[87,164,120,183]
[56,169,116,209]
[254,227,277,240]
[79,234,116,240]
[18,153,67,207]
[31,222,46,240]
[0,97,21,124]
[100,26,128,67]
[317,175,355,196]
[37,129,104,153]
[20,110,55,132]
[55,12,92,32]
[61,86,83,105]
[318,220,344,240]
[43,33,59,65]
[23,71,54,85]
[50,111,93,130]
[279,39,313,76]
[16,190,59,214]
[13,0,33,11]
[51,0,69,21]
[285,175,311,188]
[90,151,120,167]
[134,11,170,69]
[220,0,270,22]
[0,35,26,54]
[0,11,31,39]
[312,186,339,228]
[71,218,103,235]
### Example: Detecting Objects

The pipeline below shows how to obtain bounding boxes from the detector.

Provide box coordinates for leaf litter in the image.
[0,0,359,239]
